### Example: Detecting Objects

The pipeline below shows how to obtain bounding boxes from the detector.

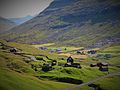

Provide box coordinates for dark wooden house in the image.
[90,62,108,72]
[10,48,18,53]
[65,56,81,68]
[67,56,74,65]
[97,62,108,71]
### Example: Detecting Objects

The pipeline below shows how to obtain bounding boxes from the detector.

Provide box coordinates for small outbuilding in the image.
[76,50,85,55]
[56,48,62,53]
[88,50,97,54]
[90,62,109,72]
[72,63,82,68]
[10,48,18,53]
[51,60,57,66]
[50,49,55,53]
[39,47,47,50]
[97,62,108,71]
[90,63,97,67]
[76,50,81,54]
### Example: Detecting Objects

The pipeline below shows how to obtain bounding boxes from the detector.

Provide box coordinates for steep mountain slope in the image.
[9,15,34,25]
[0,17,16,33]
[0,0,120,47]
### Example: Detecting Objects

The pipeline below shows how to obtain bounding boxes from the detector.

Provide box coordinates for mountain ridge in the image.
[0,0,120,47]
[0,16,16,33]
[8,15,34,25]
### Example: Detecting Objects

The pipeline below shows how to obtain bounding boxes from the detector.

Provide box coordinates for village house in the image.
[65,56,81,68]
[88,50,97,54]
[10,48,18,53]
[97,62,108,72]
[90,62,108,72]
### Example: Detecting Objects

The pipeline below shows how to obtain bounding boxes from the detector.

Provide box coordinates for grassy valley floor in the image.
[0,40,120,90]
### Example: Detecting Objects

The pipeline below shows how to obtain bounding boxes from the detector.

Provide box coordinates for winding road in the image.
[64,72,120,90]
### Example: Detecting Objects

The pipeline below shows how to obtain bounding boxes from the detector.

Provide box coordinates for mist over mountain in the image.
[0,16,16,33]
[8,15,34,25]
[0,0,120,47]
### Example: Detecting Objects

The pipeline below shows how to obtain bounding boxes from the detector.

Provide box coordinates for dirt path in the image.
[64,72,120,90]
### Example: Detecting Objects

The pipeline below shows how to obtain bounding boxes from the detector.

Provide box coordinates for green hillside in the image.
[71,76,120,90]
[0,40,74,90]
[0,0,120,90]
[0,40,120,90]
[0,0,120,47]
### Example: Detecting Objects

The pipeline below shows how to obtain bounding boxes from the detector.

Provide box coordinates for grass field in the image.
[0,40,74,90]
[0,40,120,90]
[0,69,75,90]
[32,43,83,53]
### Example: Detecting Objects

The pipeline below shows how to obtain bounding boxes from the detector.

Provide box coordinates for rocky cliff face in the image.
[0,0,120,47]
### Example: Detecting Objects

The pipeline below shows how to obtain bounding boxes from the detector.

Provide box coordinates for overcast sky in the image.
[0,0,53,18]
